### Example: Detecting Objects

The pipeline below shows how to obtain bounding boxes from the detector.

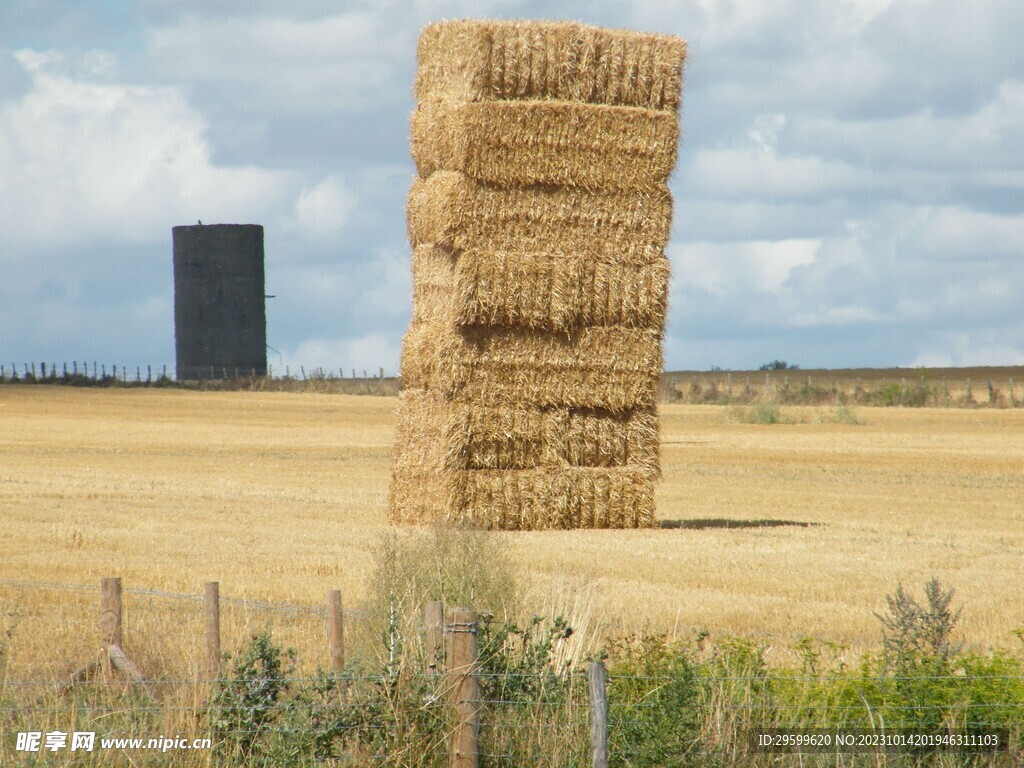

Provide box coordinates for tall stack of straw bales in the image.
[391,20,687,530]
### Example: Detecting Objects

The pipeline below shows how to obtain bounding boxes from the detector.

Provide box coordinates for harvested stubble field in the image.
[2,385,1023,675]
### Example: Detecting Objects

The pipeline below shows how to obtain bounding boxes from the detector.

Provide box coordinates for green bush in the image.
[733,403,783,424]
[605,635,703,767]
[207,630,296,764]
[868,381,930,407]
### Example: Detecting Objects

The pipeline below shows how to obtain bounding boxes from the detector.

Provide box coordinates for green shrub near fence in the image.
[3,568,1023,768]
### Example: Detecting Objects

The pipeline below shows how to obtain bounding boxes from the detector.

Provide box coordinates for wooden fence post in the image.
[328,589,345,678]
[205,582,221,678]
[99,577,146,689]
[425,601,444,676]
[447,607,479,768]
[588,660,609,768]
[101,577,123,651]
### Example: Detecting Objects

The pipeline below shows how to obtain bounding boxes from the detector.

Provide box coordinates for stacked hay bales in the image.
[391,20,686,530]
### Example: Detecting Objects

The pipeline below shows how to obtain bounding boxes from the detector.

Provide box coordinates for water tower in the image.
[172,224,267,380]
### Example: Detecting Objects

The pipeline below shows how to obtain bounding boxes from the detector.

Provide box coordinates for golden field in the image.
[1,385,1023,678]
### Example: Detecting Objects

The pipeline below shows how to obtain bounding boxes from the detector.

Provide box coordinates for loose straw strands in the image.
[411,245,670,332]
[393,389,659,474]
[407,171,673,258]
[400,323,663,413]
[415,20,687,112]
[411,99,679,192]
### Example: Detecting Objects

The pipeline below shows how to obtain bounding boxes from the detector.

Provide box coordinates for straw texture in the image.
[390,464,658,530]
[411,99,679,191]
[415,20,686,112]
[411,244,670,331]
[408,171,672,258]
[390,19,685,530]
[394,388,659,473]
[400,322,662,412]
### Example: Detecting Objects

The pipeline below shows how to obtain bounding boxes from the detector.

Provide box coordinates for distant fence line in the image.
[1,361,1021,407]
[661,370,1021,408]
[0,579,364,620]
[0,362,392,384]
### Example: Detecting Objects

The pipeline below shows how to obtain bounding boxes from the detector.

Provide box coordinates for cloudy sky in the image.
[1,0,1021,375]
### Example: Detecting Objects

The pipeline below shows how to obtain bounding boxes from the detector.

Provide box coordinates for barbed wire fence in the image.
[0,362,398,384]
[1,578,1023,766]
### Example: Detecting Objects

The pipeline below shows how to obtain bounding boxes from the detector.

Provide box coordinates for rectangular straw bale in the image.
[389,464,658,530]
[400,322,662,412]
[550,407,659,473]
[394,388,546,471]
[410,244,456,324]
[408,171,672,260]
[395,388,659,473]
[411,244,669,331]
[411,99,678,192]
[415,20,687,113]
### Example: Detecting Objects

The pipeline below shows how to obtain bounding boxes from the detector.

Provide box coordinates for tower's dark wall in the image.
[173,224,267,380]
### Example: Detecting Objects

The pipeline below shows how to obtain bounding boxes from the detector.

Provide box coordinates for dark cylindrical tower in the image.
[173,224,267,380]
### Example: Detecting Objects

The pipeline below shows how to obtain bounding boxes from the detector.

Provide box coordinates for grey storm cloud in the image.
[1,0,1021,373]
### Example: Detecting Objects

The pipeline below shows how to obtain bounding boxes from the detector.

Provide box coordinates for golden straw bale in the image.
[400,322,662,413]
[408,171,672,259]
[411,244,669,331]
[394,388,659,473]
[410,244,456,324]
[550,407,659,474]
[389,464,658,530]
[415,20,687,113]
[411,99,678,192]
[393,388,546,471]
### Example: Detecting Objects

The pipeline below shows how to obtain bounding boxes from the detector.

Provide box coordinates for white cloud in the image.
[910,330,1024,368]
[4,1,1023,371]
[671,238,820,297]
[289,174,357,240]
[365,249,412,319]
[283,332,401,376]
[784,305,885,328]
[747,112,786,157]
[289,267,357,305]
[789,79,1024,175]
[912,206,1024,261]
[681,146,879,201]
[143,11,414,114]
[0,51,297,250]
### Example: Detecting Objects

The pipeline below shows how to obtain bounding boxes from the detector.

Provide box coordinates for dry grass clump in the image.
[415,20,687,112]
[391,20,685,530]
